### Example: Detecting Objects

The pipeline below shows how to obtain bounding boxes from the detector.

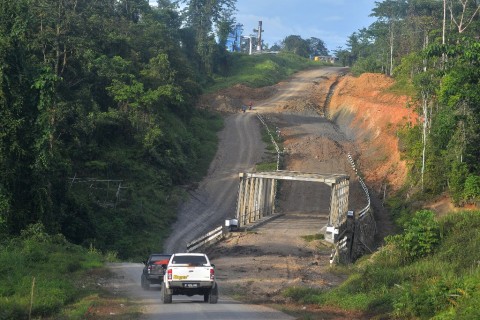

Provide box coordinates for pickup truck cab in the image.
[162,253,218,304]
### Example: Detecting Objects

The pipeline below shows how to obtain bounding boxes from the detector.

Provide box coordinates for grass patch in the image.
[283,286,325,304]
[301,233,325,242]
[208,52,326,92]
[254,117,283,172]
[255,162,277,172]
[0,223,110,319]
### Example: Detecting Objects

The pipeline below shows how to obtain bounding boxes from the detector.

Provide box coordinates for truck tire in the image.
[161,283,172,304]
[141,275,150,290]
[207,283,218,304]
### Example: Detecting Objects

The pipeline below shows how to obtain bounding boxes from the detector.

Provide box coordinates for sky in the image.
[234,0,378,53]
[149,0,379,54]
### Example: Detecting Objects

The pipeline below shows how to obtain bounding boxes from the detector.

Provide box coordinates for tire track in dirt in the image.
[164,112,265,253]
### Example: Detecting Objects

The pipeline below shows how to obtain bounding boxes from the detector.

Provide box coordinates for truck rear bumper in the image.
[168,281,214,289]
[166,281,216,297]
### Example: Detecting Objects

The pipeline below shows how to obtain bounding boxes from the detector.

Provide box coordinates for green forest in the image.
[0,0,480,318]
[0,0,320,259]
[0,0,238,258]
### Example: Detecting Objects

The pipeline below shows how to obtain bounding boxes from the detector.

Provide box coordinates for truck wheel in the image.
[161,283,172,304]
[208,283,219,304]
[141,275,150,290]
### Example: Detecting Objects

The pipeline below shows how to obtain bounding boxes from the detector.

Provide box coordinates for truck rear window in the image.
[172,256,207,266]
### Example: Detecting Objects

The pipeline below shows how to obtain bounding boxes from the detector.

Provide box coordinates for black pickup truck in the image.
[141,253,172,290]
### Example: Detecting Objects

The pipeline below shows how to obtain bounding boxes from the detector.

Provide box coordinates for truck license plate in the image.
[183,283,199,288]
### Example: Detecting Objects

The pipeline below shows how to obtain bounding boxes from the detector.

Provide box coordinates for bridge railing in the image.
[331,154,376,264]
[186,226,224,252]
[347,153,370,218]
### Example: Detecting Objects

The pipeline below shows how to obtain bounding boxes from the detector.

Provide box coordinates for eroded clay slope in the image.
[328,73,417,193]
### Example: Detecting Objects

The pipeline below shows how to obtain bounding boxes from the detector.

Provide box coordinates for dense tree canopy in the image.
[279,35,329,58]
[0,0,233,254]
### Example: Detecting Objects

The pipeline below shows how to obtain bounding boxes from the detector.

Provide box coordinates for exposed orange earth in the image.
[329,73,417,193]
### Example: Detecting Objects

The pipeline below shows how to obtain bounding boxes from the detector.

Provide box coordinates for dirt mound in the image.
[197,84,277,113]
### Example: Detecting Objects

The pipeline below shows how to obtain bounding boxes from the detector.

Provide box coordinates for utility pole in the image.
[253,21,264,52]
[242,35,255,55]
[249,35,253,55]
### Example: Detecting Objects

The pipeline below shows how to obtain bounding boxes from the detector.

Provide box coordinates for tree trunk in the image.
[389,23,394,76]
[421,90,429,192]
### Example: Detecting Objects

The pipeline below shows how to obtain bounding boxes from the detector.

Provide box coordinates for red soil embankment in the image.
[329,73,417,193]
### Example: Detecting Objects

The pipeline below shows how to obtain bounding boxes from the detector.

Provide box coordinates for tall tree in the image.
[282,35,310,57]
[370,0,408,75]
[182,0,236,75]
[307,37,329,56]
[448,0,480,34]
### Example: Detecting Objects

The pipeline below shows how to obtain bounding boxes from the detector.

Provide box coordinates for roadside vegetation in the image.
[208,52,323,92]
[334,1,480,207]
[284,210,480,319]
[0,224,108,319]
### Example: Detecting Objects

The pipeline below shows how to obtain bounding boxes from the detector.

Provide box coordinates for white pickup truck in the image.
[161,253,218,304]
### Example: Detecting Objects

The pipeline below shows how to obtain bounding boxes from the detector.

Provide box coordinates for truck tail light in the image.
[167,268,172,280]
[147,265,152,273]
[210,268,215,280]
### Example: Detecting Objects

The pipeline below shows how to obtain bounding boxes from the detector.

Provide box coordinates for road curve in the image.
[164,67,349,253]
[163,112,266,253]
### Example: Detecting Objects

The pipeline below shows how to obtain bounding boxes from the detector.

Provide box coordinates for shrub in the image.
[463,174,480,205]
[453,269,480,320]
[386,210,440,262]
[0,223,104,319]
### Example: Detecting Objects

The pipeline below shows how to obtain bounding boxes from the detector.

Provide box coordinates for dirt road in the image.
[202,67,369,319]
[163,111,267,253]
[165,67,367,253]
[109,67,373,319]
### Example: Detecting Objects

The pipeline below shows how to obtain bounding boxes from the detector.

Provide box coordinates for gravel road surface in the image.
[163,112,267,253]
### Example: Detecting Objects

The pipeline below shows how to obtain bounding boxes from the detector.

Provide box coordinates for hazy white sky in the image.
[149,0,378,53]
